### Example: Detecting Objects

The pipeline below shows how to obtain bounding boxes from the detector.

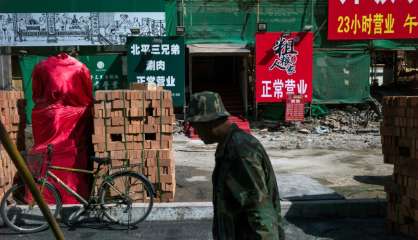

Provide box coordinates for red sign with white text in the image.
[328,0,418,40]
[255,32,313,103]
[285,95,305,122]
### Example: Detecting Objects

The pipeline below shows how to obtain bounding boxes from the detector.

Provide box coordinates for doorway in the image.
[189,55,248,116]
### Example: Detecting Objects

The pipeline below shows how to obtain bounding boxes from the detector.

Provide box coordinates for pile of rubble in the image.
[252,105,382,150]
[173,105,382,150]
[306,107,380,134]
[254,105,381,135]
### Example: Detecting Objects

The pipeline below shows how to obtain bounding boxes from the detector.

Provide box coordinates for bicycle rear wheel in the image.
[0,181,62,233]
[98,171,154,226]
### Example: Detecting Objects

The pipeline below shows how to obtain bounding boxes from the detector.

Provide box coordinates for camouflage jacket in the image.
[212,124,285,240]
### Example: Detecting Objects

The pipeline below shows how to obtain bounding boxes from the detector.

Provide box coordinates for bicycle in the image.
[0,145,155,233]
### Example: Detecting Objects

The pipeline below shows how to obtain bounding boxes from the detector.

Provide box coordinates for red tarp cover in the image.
[30,53,93,204]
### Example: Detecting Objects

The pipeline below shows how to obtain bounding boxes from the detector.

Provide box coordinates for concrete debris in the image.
[257,106,381,135]
[173,105,381,150]
[313,126,330,135]
[298,128,311,134]
[174,120,184,134]
[250,106,382,150]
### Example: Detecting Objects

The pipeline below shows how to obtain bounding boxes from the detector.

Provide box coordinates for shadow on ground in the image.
[284,217,412,240]
[353,175,392,186]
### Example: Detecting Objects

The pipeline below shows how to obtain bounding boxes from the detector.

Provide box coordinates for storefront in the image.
[1,0,418,121]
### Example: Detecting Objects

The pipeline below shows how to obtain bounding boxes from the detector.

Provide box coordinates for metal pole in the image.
[0,120,65,240]
[0,54,5,89]
[257,0,260,23]
[181,0,185,26]
[243,57,249,117]
[188,53,193,97]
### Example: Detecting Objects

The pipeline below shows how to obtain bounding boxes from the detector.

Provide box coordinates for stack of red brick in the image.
[0,91,25,200]
[92,88,175,202]
[381,96,418,238]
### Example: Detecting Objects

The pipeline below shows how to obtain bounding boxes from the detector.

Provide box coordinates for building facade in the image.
[1,0,417,120]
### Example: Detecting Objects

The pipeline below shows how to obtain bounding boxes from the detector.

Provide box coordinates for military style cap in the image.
[187,91,230,123]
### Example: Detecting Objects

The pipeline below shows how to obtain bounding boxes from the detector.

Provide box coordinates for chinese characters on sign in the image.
[328,0,418,39]
[130,43,181,56]
[269,35,299,75]
[256,32,313,103]
[92,73,121,90]
[127,37,185,107]
[130,42,181,89]
[81,55,124,91]
[285,95,305,122]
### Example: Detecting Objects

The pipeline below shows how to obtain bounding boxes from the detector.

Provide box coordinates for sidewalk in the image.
[0,199,387,226]
[173,134,392,202]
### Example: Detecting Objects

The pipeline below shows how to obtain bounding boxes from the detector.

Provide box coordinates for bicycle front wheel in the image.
[0,181,62,233]
[99,171,154,226]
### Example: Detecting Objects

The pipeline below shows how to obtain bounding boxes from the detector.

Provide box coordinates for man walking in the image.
[187,91,285,240]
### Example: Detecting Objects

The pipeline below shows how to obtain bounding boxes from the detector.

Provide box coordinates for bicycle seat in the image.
[91,157,111,165]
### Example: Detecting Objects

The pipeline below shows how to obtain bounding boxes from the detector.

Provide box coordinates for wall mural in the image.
[0,12,165,46]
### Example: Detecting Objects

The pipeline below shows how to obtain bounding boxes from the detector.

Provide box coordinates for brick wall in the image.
[382,96,418,237]
[92,88,175,202]
[0,91,25,200]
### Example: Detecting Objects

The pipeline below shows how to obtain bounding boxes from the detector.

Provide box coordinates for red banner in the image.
[328,0,418,40]
[255,32,313,103]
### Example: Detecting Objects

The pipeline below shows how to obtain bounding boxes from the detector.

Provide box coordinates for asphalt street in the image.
[0,218,412,240]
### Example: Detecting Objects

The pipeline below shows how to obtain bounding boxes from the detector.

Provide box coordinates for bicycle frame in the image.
[45,166,95,206]
[33,145,144,208]
[41,164,131,208]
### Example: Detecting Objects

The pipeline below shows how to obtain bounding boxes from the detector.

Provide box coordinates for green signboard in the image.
[19,55,43,124]
[82,55,125,91]
[19,54,125,123]
[127,36,185,107]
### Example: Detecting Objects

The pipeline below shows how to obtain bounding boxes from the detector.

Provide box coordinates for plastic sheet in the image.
[30,53,93,204]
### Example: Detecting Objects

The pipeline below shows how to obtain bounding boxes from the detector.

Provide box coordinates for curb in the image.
[0,199,387,226]
[147,199,386,221]
[147,202,213,221]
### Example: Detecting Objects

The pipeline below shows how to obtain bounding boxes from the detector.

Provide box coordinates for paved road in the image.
[0,218,412,240]
[174,135,392,202]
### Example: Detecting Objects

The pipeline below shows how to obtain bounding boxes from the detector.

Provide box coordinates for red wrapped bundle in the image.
[30,53,93,204]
